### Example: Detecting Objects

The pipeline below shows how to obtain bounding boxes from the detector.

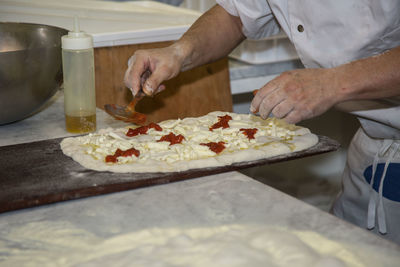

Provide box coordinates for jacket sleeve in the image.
[216,0,280,39]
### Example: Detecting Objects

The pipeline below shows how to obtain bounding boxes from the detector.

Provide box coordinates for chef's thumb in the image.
[143,81,166,96]
[143,81,155,96]
[142,69,169,96]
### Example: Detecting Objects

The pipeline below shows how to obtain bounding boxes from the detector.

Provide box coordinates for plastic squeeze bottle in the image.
[61,17,96,133]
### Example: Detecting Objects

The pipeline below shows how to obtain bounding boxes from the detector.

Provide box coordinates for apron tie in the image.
[367,140,399,234]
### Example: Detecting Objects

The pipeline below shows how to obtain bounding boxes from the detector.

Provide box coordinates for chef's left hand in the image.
[250,68,341,124]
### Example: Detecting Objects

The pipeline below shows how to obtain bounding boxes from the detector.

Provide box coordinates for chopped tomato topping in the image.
[148,122,163,131]
[240,128,258,140]
[209,115,232,131]
[105,155,118,163]
[105,147,140,163]
[120,147,140,157]
[126,122,162,137]
[157,132,185,145]
[201,141,226,154]
[126,126,148,137]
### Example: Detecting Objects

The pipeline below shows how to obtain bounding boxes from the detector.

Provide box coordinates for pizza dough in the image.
[61,111,318,173]
[2,221,396,267]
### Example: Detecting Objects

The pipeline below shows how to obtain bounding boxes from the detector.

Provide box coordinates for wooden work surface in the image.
[0,136,339,214]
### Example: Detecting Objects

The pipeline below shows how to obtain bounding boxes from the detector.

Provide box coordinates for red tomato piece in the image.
[148,122,163,131]
[209,115,232,131]
[200,141,226,154]
[126,122,163,137]
[126,126,149,137]
[105,147,140,163]
[240,128,258,140]
[157,133,185,145]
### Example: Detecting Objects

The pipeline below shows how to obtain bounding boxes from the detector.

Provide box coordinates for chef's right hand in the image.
[124,44,185,97]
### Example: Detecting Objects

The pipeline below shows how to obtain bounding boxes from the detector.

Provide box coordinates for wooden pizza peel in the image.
[0,135,339,213]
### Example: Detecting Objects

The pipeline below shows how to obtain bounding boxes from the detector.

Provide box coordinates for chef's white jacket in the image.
[218,0,400,138]
[217,0,400,243]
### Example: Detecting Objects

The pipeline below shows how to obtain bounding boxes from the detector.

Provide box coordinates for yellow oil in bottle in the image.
[62,18,96,135]
[65,113,96,133]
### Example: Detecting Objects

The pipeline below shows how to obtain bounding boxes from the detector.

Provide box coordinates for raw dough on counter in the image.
[61,111,318,173]
[1,221,399,267]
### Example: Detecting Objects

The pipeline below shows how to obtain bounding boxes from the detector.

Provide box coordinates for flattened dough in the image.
[61,111,318,173]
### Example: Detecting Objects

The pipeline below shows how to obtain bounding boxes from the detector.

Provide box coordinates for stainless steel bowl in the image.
[0,22,68,125]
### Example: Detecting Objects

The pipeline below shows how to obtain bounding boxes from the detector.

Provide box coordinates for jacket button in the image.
[297,24,304,32]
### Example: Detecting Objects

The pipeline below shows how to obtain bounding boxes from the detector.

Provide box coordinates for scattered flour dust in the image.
[0,221,396,267]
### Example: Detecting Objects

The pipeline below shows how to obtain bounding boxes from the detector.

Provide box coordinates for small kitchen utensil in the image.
[104,97,146,125]
[104,70,151,125]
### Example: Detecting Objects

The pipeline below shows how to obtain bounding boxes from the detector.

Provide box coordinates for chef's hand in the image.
[124,44,185,97]
[250,68,341,124]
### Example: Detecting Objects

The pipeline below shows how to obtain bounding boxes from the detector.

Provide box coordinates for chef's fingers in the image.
[139,69,152,96]
[258,89,286,120]
[250,79,280,113]
[283,104,316,124]
[124,54,148,96]
[282,110,303,124]
[271,100,293,119]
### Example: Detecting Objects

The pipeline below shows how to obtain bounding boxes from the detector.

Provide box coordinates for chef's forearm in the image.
[174,4,245,72]
[335,46,400,102]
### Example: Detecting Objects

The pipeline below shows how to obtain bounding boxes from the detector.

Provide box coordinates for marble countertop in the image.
[1,172,399,265]
[0,90,399,265]
[0,91,127,147]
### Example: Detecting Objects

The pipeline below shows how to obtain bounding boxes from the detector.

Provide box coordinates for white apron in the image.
[217,0,400,243]
[332,127,400,244]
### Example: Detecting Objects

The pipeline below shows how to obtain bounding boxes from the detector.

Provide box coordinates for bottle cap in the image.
[62,16,93,50]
